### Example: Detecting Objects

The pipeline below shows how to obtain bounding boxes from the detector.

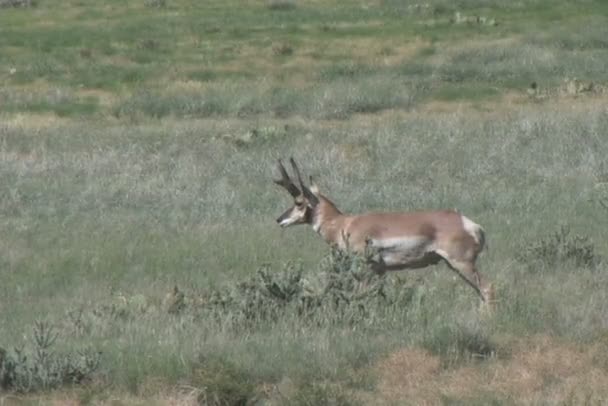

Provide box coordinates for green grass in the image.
[2,106,608,402]
[2,0,608,118]
[2,0,608,404]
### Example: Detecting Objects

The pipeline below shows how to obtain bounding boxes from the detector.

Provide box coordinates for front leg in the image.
[364,237,387,276]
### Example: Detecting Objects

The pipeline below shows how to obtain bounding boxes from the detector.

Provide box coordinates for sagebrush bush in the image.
[191,248,420,330]
[0,322,100,393]
[60,248,421,343]
[516,226,599,270]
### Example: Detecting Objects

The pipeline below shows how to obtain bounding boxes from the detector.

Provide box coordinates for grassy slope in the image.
[1,0,608,404]
[2,0,608,117]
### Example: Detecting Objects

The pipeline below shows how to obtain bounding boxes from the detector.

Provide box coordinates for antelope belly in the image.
[369,237,430,266]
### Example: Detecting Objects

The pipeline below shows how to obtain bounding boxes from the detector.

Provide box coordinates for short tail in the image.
[461,215,487,254]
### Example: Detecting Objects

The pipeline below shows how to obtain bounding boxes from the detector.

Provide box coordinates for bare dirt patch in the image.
[373,335,608,405]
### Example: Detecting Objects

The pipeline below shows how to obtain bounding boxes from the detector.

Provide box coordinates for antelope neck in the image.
[311,195,345,244]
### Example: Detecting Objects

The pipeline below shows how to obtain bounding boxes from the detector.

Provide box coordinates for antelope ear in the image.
[309,176,319,195]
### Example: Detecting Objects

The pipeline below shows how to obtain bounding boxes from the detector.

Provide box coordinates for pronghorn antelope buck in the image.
[273,158,493,303]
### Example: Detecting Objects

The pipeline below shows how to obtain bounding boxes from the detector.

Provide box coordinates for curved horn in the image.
[289,158,319,206]
[274,159,300,197]
[289,157,306,190]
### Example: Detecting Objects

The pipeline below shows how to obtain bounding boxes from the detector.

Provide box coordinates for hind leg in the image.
[435,246,492,303]
[445,260,492,303]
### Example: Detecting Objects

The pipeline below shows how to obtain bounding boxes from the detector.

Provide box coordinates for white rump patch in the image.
[461,215,483,245]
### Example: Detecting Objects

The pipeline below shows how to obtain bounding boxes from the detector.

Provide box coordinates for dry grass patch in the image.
[488,335,608,404]
[328,37,431,65]
[205,36,431,84]
[0,112,72,130]
[0,390,201,406]
[375,348,442,405]
[373,335,608,405]
[77,88,117,108]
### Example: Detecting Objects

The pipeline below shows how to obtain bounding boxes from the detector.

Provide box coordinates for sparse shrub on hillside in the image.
[0,322,100,393]
[192,355,257,406]
[62,248,420,334]
[195,248,420,329]
[199,261,305,327]
[516,226,599,270]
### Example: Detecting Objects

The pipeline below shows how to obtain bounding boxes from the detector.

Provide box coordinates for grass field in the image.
[2,0,608,404]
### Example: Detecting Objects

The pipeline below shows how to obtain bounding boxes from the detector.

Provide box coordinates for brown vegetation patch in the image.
[328,37,431,65]
[375,348,442,404]
[1,112,71,130]
[430,36,521,65]
[78,88,116,107]
[0,385,201,406]
[374,335,608,405]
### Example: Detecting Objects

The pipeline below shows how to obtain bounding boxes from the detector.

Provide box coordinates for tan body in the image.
[274,159,492,303]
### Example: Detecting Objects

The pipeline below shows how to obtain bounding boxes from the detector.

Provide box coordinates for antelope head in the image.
[274,158,320,228]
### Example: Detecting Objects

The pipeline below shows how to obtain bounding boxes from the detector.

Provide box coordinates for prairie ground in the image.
[1,0,608,404]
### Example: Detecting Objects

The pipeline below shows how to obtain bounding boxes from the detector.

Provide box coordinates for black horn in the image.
[274,159,300,197]
[289,158,319,206]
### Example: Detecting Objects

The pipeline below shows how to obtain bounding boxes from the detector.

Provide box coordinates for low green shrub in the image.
[0,321,101,393]
[194,248,419,329]
[516,225,599,270]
